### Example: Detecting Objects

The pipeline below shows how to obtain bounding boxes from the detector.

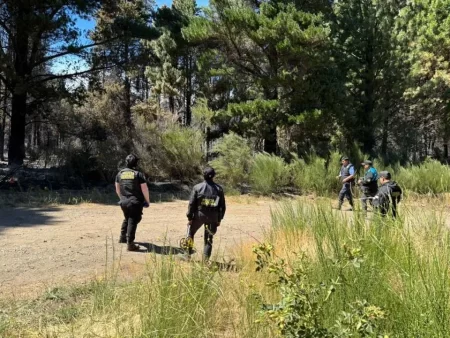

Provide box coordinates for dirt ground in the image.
[0,199,273,298]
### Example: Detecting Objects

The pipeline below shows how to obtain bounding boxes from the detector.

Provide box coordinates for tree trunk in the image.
[264,125,277,154]
[0,81,5,161]
[444,142,448,163]
[8,6,30,165]
[381,112,389,159]
[263,85,278,154]
[185,54,192,126]
[8,93,27,165]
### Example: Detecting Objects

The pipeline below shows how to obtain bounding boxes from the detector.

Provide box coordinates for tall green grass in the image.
[250,153,290,195]
[269,201,450,337]
[0,254,271,338]
[290,152,342,196]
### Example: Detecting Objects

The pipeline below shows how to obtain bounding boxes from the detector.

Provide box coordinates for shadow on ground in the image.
[0,206,60,234]
[135,242,185,255]
[0,182,191,208]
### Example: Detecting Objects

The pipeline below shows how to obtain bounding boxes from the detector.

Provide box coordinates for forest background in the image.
[1,0,450,194]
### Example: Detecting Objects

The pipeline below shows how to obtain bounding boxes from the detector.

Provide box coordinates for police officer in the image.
[184,167,226,261]
[372,171,403,218]
[358,160,378,213]
[337,156,355,210]
[115,154,150,251]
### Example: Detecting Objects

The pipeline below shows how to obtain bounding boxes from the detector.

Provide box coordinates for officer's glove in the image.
[143,202,150,208]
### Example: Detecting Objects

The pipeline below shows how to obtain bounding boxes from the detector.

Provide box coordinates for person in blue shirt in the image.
[337,156,355,210]
[357,160,378,213]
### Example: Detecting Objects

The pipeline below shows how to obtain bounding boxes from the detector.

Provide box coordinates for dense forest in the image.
[0,0,449,181]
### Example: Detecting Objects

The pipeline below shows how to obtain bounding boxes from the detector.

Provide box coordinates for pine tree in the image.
[184,0,334,153]
[91,0,159,151]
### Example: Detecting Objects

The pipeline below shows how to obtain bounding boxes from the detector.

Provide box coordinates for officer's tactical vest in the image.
[118,168,144,201]
[340,163,355,182]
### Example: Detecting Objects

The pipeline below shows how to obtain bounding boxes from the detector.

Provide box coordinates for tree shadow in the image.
[0,206,60,235]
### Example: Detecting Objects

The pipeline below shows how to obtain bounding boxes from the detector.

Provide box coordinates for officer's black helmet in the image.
[203,167,216,180]
[125,154,139,169]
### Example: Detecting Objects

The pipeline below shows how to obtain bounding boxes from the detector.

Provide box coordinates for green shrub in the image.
[269,201,450,337]
[160,125,204,181]
[290,151,342,196]
[250,153,290,195]
[135,117,204,181]
[396,159,450,194]
[210,133,252,188]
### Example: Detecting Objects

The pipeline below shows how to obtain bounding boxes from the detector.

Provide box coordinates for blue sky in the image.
[75,0,209,34]
[56,0,209,76]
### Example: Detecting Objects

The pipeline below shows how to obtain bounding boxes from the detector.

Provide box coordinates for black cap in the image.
[341,156,349,161]
[125,154,139,169]
[203,167,216,180]
[361,160,372,165]
[379,171,391,180]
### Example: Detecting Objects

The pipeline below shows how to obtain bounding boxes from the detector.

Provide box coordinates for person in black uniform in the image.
[337,156,355,210]
[372,171,403,218]
[184,167,226,261]
[115,154,150,251]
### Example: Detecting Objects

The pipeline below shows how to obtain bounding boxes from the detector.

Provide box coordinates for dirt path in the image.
[0,199,273,297]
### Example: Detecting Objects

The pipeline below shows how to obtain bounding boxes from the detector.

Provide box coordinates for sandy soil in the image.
[0,199,273,297]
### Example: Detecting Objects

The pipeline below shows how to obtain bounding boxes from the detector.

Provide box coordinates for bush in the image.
[250,153,290,195]
[210,133,252,188]
[290,151,342,196]
[396,159,450,194]
[135,116,204,181]
[267,201,450,337]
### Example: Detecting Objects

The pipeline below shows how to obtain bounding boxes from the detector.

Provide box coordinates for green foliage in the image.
[270,201,450,337]
[395,159,450,194]
[161,124,204,180]
[210,133,252,188]
[290,152,341,196]
[250,153,290,195]
[253,244,333,337]
[135,116,204,181]
[253,237,388,338]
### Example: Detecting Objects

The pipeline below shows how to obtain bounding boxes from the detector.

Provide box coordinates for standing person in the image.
[337,156,355,211]
[373,171,403,218]
[115,154,150,251]
[183,167,226,261]
[358,160,379,213]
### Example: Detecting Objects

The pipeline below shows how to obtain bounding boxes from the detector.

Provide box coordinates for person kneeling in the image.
[372,171,402,219]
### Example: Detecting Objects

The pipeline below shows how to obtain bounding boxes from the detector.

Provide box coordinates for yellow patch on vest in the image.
[201,198,216,207]
[120,171,135,180]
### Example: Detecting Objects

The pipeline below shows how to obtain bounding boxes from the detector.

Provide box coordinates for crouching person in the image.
[373,171,402,218]
[184,167,226,261]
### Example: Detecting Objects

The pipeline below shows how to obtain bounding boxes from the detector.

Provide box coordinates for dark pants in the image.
[379,200,398,219]
[120,204,143,243]
[361,190,377,211]
[338,183,354,208]
[187,213,219,259]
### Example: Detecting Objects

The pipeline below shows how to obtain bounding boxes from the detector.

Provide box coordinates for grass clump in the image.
[250,153,290,195]
[266,201,450,337]
[290,152,342,196]
[211,133,253,189]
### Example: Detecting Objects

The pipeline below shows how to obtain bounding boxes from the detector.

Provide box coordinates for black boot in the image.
[119,237,126,244]
[127,243,140,251]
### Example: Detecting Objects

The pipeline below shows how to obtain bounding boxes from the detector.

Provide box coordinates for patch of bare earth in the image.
[0,199,273,298]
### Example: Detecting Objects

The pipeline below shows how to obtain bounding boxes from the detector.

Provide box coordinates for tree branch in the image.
[0,72,11,91]
[33,65,112,84]
[32,37,122,68]
[29,6,64,67]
